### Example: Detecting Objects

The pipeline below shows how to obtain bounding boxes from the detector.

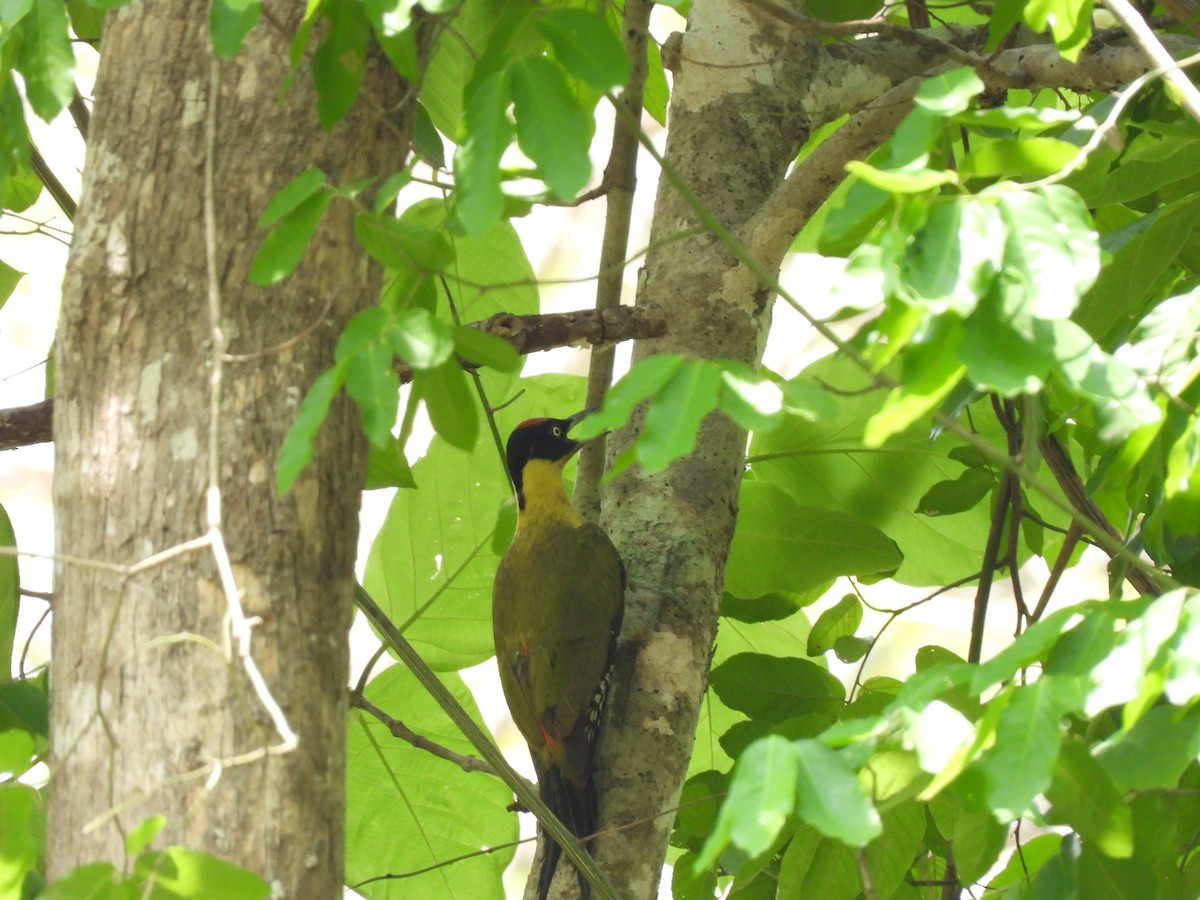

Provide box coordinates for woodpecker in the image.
[492,412,625,900]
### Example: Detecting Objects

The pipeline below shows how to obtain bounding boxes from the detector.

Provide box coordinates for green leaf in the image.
[311,0,369,129]
[843,162,955,194]
[276,367,344,494]
[806,594,862,656]
[998,185,1099,320]
[0,504,16,668]
[780,830,859,900]
[454,70,512,235]
[365,435,416,490]
[980,675,1081,816]
[452,325,521,372]
[574,355,684,439]
[833,635,870,663]
[346,665,515,899]
[0,729,34,774]
[510,55,594,200]
[959,137,1079,181]
[863,802,926,897]
[1096,704,1200,791]
[209,0,261,59]
[14,0,75,120]
[702,735,797,863]
[1077,844,1153,900]
[916,467,994,517]
[638,360,722,472]
[1045,739,1133,858]
[901,199,1003,315]
[717,362,786,433]
[258,168,326,229]
[354,210,455,273]
[793,739,882,845]
[344,341,400,447]
[971,606,1081,693]
[132,847,269,898]
[0,785,40,898]
[385,307,454,369]
[725,482,901,598]
[43,862,123,899]
[0,681,47,737]
[125,816,166,857]
[710,653,844,724]
[535,9,629,92]
[420,360,478,450]
[248,192,333,286]
[1024,0,1093,61]
[912,66,984,116]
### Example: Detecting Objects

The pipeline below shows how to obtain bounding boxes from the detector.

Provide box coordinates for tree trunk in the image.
[591,2,817,896]
[48,3,409,894]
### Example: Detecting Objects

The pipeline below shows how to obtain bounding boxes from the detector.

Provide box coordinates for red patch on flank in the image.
[521,640,529,659]
[538,720,560,752]
[515,418,547,429]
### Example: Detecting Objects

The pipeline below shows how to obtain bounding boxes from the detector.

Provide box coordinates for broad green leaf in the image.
[362,375,584,670]
[336,307,390,361]
[833,635,869,663]
[915,467,993,517]
[752,355,1018,586]
[344,341,400,446]
[843,162,955,194]
[510,55,594,200]
[132,847,269,897]
[954,105,1080,130]
[862,802,925,897]
[971,606,1082,693]
[365,435,416,490]
[0,785,40,898]
[258,168,326,229]
[1024,0,1093,61]
[420,360,478,450]
[725,482,901,599]
[248,191,333,286]
[717,362,787,433]
[346,665,515,899]
[0,729,34,774]
[575,355,684,439]
[43,862,123,899]
[452,325,521,372]
[806,594,861,656]
[0,681,47,739]
[454,71,512,235]
[311,0,370,129]
[14,0,75,120]
[690,606,814,776]
[0,504,16,668]
[1096,704,1200,791]
[1045,739,1133,858]
[901,199,1003,315]
[710,653,844,724]
[209,0,261,58]
[959,137,1079,181]
[986,832,1062,892]
[276,366,344,493]
[1077,844,1153,900]
[385,308,454,369]
[912,67,984,116]
[124,816,166,857]
[928,790,1008,884]
[793,739,881,845]
[980,675,1081,816]
[1085,589,1186,719]
[789,835,859,900]
[354,210,455,273]
[710,735,797,861]
[638,360,722,472]
[998,185,1099,320]
[535,9,629,92]
[410,102,445,167]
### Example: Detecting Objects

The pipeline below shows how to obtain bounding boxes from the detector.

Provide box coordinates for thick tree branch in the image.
[0,308,666,451]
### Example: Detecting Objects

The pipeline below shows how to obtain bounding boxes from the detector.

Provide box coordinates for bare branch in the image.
[350,693,501,778]
[0,399,53,450]
[1104,0,1200,123]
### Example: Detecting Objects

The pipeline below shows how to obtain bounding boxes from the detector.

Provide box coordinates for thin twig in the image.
[1104,0,1200,123]
[351,693,499,776]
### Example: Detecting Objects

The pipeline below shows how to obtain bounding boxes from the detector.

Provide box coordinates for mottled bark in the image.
[588,3,818,897]
[48,3,412,895]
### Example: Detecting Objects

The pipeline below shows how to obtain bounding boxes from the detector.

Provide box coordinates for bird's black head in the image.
[505,412,588,505]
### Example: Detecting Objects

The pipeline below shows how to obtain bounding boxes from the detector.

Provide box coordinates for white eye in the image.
[551,426,563,437]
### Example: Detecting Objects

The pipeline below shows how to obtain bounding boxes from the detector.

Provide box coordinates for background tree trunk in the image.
[48,3,410,893]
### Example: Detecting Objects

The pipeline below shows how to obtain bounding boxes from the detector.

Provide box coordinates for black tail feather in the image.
[537,767,597,900]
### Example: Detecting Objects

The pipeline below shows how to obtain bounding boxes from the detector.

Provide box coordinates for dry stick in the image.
[1104,0,1200,123]
[29,145,76,221]
[353,584,621,900]
[576,0,654,523]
